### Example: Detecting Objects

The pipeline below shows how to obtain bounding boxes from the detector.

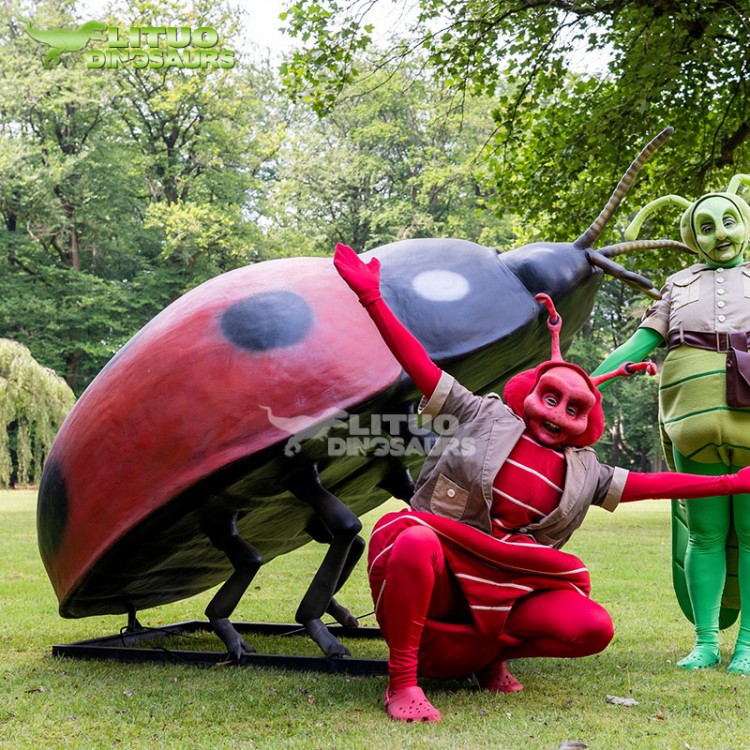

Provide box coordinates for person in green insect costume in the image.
[594,175,750,672]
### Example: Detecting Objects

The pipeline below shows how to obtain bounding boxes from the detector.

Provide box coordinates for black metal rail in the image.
[52,620,388,676]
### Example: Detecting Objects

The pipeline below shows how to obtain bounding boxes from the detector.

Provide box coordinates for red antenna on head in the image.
[535,293,563,361]
[590,361,657,386]
[534,292,656,387]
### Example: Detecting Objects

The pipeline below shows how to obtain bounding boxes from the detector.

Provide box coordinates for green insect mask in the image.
[624,175,750,268]
[681,194,750,266]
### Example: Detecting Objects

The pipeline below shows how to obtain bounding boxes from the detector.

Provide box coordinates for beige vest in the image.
[411,371,626,549]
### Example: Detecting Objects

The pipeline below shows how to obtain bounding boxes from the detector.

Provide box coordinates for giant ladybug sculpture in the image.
[38,128,689,661]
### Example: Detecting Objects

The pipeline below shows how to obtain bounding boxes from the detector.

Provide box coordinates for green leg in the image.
[729,483,750,673]
[672,450,728,669]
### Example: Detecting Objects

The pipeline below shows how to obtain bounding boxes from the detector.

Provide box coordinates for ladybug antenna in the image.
[593,239,692,301]
[598,238,693,258]
[574,127,673,251]
[535,293,563,361]
[572,127,673,301]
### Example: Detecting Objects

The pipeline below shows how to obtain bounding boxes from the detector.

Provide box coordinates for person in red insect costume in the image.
[333,243,750,723]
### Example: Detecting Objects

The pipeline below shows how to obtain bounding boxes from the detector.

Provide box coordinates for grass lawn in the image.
[2,490,749,749]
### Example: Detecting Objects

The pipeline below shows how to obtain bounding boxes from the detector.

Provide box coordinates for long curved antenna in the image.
[727,174,750,195]
[585,250,661,300]
[623,195,691,241]
[574,126,674,250]
[598,238,694,258]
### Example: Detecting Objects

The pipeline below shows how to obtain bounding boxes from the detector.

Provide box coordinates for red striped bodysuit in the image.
[363,296,615,692]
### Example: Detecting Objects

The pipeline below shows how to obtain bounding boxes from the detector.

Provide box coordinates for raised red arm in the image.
[333,243,441,397]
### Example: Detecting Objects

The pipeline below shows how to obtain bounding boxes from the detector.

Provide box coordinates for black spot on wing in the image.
[367,239,535,361]
[221,291,313,351]
[37,459,68,561]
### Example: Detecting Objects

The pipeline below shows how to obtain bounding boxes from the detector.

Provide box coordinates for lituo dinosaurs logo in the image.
[24,20,107,68]
[24,21,235,70]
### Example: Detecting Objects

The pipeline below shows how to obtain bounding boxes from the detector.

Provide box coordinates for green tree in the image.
[281,0,750,268]
[0,338,75,487]
[0,0,119,273]
[0,252,181,392]
[266,54,515,254]
[0,0,283,392]
[0,0,150,390]
[102,0,276,276]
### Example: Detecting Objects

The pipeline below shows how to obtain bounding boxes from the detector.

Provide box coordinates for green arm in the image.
[591,327,664,390]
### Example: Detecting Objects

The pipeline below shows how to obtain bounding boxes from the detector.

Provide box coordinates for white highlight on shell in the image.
[411,270,470,302]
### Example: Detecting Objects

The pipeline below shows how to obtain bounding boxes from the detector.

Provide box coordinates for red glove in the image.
[333,243,382,307]
[332,242,441,396]
[728,466,750,495]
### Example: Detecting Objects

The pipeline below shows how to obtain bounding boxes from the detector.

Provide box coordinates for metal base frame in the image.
[53,620,388,676]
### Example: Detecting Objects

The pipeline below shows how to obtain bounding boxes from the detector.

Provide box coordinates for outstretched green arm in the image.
[591,328,664,390]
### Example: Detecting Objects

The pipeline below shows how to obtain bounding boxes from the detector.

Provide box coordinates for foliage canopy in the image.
[0,0,279,392]
[282,0,750,244]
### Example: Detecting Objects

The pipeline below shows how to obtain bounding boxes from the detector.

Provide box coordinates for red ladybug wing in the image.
[39,258,402,608]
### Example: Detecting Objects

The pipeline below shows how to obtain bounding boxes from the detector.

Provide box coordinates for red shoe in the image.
[384,686,442,723]
[476,659,524,693]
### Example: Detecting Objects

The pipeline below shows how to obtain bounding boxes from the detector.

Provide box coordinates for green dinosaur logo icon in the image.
[24,20,108,67]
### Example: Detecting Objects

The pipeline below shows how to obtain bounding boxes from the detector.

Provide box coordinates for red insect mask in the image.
[503,294,655,448]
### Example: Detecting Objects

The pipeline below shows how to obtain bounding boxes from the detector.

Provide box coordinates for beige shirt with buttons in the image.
[641,261,750,338]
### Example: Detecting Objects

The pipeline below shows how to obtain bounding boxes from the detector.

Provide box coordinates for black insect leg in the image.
[327,534,365,627]
[285,464,363,658]
[305,514,366,627]
[201,511,264,662]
